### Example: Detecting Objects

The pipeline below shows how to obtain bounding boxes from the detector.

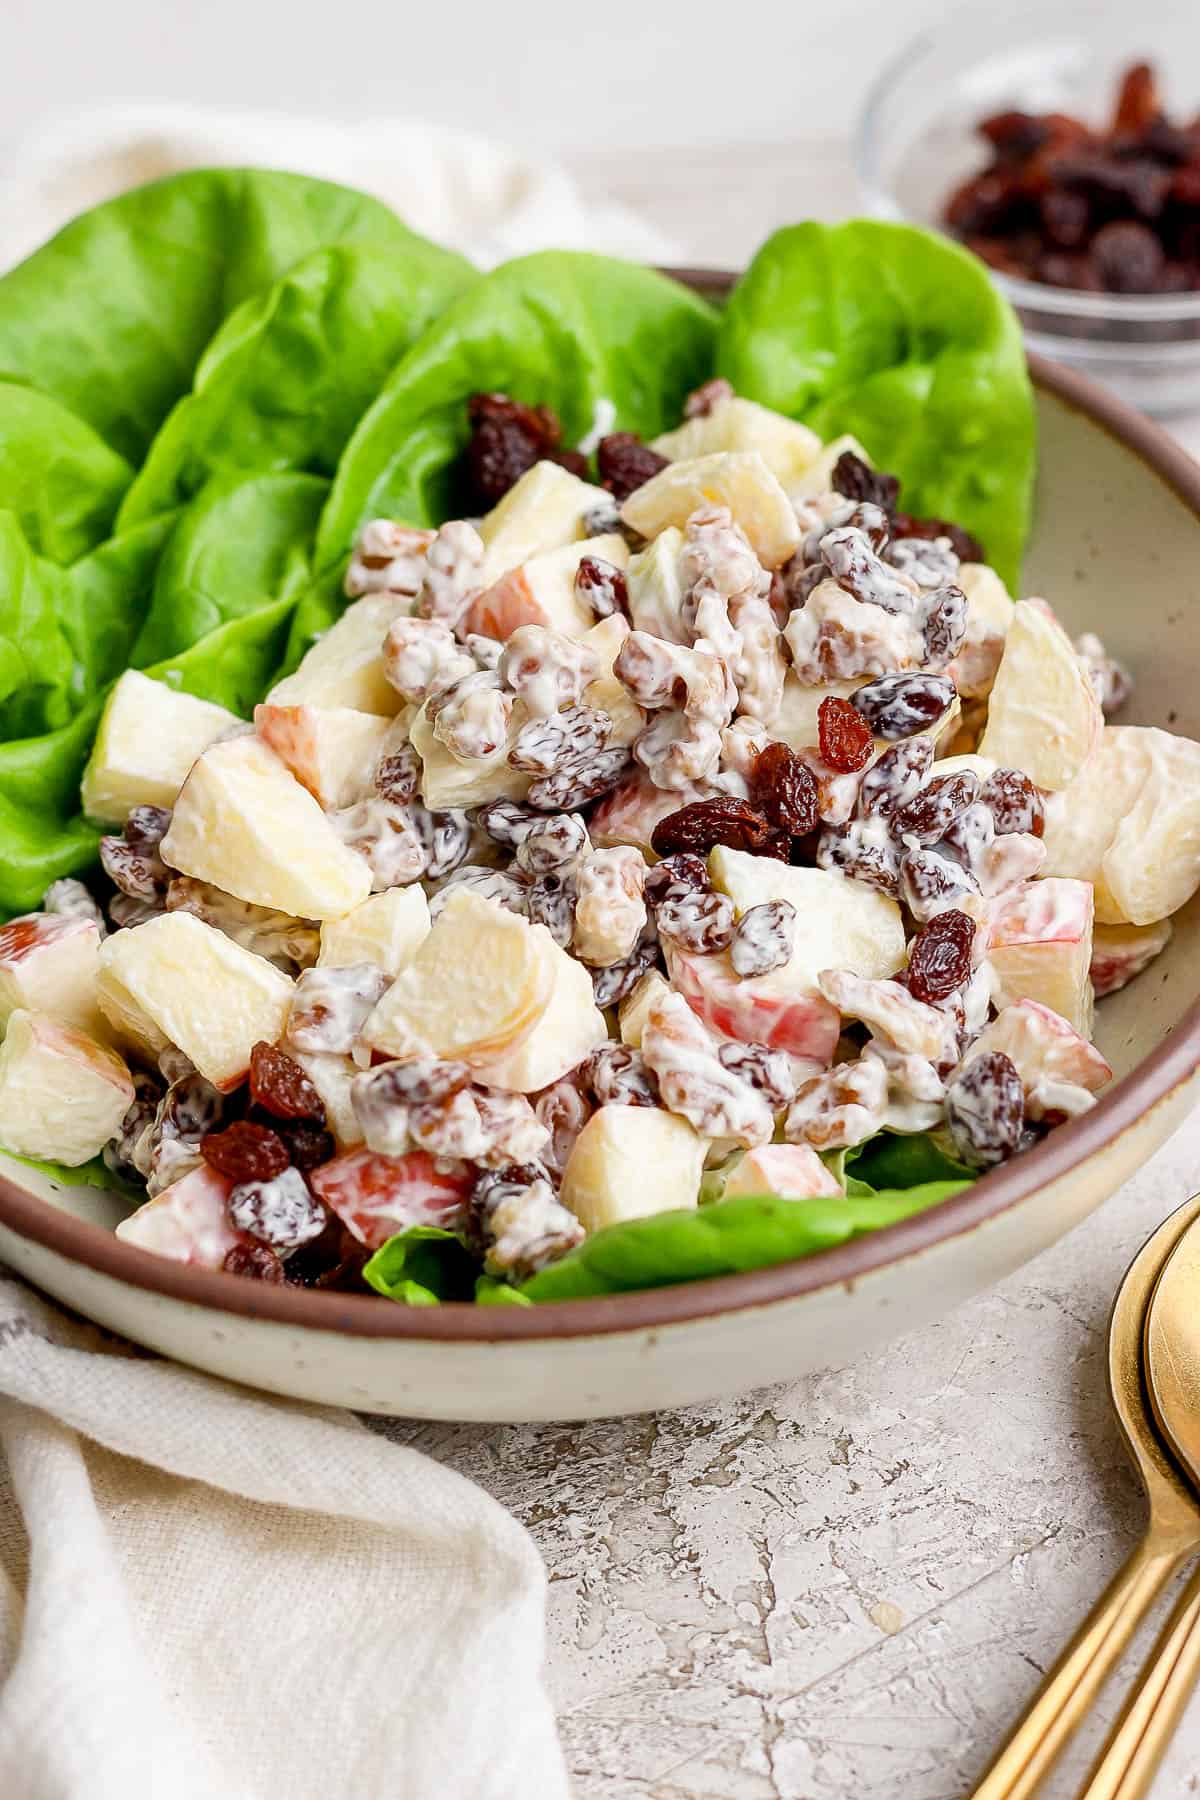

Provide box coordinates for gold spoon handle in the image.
[970,1537,1183,1800]
[1074,1561,1200,1800]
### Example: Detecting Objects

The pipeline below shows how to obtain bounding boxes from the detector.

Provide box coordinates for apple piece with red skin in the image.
[590,771,707,857]
[309,1148,474,1250]
[987,876,1095,1037]
[722,1144,844,1201]
[967,998,1112,1104]
[461,534,628,642]
[253,703,391,810]
[1090,919,1173,998]
[0,912,107,1040]
[0,1009,134,1166]
[115,1164,250,1268]
[664,941,842,1063]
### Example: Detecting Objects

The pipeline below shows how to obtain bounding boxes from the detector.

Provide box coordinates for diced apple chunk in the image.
[987,877,1095,1036]
[723,1144,843,1200]
[978,599,1102,790]
[363,889,552,1067]
[266,592,408,715]
[253,703,391,809]
[619,970,672,1047]
[1042,726,1200,925]
[968,999,1112,1099]
[81,670,240,823]
[481,946,608,1093]
[290,1051,364,1148]
[310,1148,474,1249]
[0,913,106,1039]
[626,527,688,643]
[620,451,800,569]
[318,887,431,977]
[409,699,531,810]
[589,771,695,857]
[160,733,372,920]
[665,942,842,1062]
[0,1009,134,1165]
[462,534,629,642]
[652,395,821,489]
[115,1165,244,1267]
[478,462,611,584]
[711,849,908,984]
[96,912,294,1090]
[561,1104,707,1233]
[1090,919,1172,998]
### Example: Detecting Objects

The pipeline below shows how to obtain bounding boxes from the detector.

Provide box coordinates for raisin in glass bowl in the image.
[855,1,1200,416]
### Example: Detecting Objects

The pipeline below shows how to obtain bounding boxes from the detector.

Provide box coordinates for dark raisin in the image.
[982,768,1045,837]
[575,555,629,620]
[464,392,564,509]
[526,872,577,947]
[283,1218,368,1289]
[816,821,901,895]
[730,900,795,978]
[584,1043,660,1107]
[201,1120,290,1182]
[920,585,969,669]
[375,744,422,802]
[939,801,995,873]
[223,1242,286,1283]
[899,846,981,920]
[644,853,710,908]
[857,738,934,819]
[249,1041,327,1123]
[979,110,1053,161]
[651,796,774,859]
[1039,188,1091,249]
[274,1120,336,1172]
[945,1051,1025,1170]
[1091,220,1165,292]
[752,741,820,836]
[851,673,957,740]
[412,805,472,880]
[99,836,165,902]
[509,707,612,776]
[891,514,985,565]
[830,451,900,513]
[907,909,976,1003]
[359,1056,473,1107]
[656,888,736,954]
[526,748,632,812]
[475,798,540,848]
[818,695,874,773]
[597,432,669,502]
[515,812,589,875]
[228,1167,327,1252]
[1112,61,1160,136]
[591,934,660,1007]
[892,772,981,846]
[717,1041,796,1109]
[125,805,172,856]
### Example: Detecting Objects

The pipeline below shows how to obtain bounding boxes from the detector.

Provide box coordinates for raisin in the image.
[907,909,976,1003]
[899,847,981,921]
[1091,220,1164,292]
[831,451,900,513]
[592,934,660,1007]
[857,738,934,819]
[940,801,995,873]
[375,744,421,803]
[575,555,629,621]
[99,836,165,903]
[475,798,539,848]
[509,707,612,776]
[514,811,589,874]
[597,432,668,502]
[979,110,1053,161]
[982,768,1045,837]
[584,1043,660,1108]
[644,853,710,908]
[201,1120,290,1182]
[851,673,956,740]
[360,1056,473,1107]
[817,821,901,896]
[945,1051,1025,1170]
[284,1219,368,1290]
[1112,61,1160,136]
[526,872,577,947]
[892,772,981,846]
[651,796,774,859]
[223,1242,286,1283]
[464,392,564,509]
[412,806,472,880]
[125,805,172,856]
[730,899,796,978]
[1039,188,1090,249]
[716,1041,795,1110]
[891,514,984,565]
[818,695,874,773]
[684,377,734,418]
[920,586,969,668]
[229,1167,327,1252]
[249,1041,326,1123]
[656,888,736,954]
[526,748,631,812]
[273,1120,336,1172]
[752,741,820,836]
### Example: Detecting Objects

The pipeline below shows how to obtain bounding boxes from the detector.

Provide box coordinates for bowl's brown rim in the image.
[2,282,1200,1346]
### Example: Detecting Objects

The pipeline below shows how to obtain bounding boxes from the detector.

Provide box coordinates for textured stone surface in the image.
[383,1113,1200,1797]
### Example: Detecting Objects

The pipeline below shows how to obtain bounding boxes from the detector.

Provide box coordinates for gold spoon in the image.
[1070,1212,1200,1798]
[971,1195,1200,1799]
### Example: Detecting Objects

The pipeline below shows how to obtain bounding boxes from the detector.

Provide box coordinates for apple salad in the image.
[1,379,1195,1303]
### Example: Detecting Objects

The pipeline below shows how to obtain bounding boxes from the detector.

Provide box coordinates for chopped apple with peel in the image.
[665,942,842,1063]
[266,592,408,715]
[1090,919,1173,998]
[723,1144,843,1201]
[160,733,372,921]
[561,1105,707,1234]
[652,395,821,489]
[363,889,553,1067]
[978,599,1102,790]
[620,451,801,569]
[619,970,672,1048]
[318,887,430,977]
[785,434,872,502]
[310,1148,474,1250]
[97,912,294,1090]
[253,703,391,809]
[0,1010,134,1166]
[462,534,629,641]
[626,527,688,643]
[968,999,1112,1117]
[477,461,612,583]
[408,699,531,810]
[0,912,106,1039]
[81,670,240,823]
[581,613,644,747]
[482,946,608,1092]
[589,770,700,857]
[290,1051,364,1148]
[987,877,1095,1036]
[115,1165,246,1267]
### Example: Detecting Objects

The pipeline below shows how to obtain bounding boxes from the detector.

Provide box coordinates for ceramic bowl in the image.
[3,287,1200,1421]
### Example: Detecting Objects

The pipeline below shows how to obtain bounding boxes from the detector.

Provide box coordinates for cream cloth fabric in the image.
[0,1277,569,1800]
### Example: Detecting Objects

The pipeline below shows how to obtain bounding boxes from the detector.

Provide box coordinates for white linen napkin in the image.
[0,1276,569,1800]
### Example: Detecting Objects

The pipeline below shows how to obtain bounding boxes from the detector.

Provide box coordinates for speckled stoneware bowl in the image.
[2,274,1200,1422]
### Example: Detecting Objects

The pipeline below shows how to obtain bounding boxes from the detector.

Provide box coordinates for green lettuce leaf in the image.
[516,1181,971,1302]
[844,1130,974,1191]
[716,221,1036,587]
[0,382,133,563]
[363,1226,479,1305]
[315,250,717,574]
[118,242,475,527]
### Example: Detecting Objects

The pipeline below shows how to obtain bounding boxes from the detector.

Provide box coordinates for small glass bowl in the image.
[855,2,1200,416]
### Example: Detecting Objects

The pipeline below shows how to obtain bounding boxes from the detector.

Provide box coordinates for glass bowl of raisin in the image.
[856,1,1200,415]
